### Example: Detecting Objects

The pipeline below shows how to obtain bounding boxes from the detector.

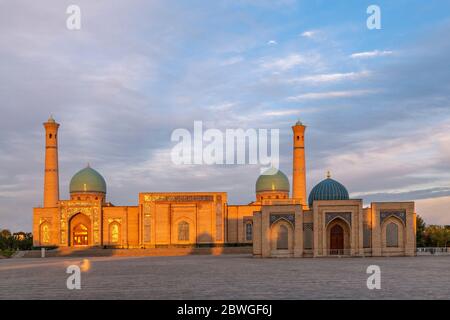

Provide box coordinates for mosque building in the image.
[33,117,416,257]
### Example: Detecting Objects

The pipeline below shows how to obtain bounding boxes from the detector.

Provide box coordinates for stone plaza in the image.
[0,254,449,300]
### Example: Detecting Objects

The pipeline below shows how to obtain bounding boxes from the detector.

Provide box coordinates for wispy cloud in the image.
[205,102,237,111]
[262,108,319,117]
[286,89,376,101]
[260,53,320,71]
[350,50,394,59]
[288,71,370,84]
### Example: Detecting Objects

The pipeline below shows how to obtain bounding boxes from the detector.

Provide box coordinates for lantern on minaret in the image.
[43,115,60,207]
[292,120,307,205]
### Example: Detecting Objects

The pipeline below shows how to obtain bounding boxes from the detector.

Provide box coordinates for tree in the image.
[0,229,11,239]
[416,215,426,247]
[425,225,450,247]
[0,229,33,252]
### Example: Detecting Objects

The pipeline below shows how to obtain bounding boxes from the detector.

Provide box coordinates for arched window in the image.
[178,221,189,241]
[41,224,50,244]
[110,223,120,243]
[245,223,253,241]
[303,223,313,249]
[277,225,288,250]
[386,222,399,247]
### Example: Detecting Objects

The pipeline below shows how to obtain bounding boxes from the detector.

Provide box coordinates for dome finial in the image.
[47,114,55,123]
[326,170,331,179]
[295,119,303,126]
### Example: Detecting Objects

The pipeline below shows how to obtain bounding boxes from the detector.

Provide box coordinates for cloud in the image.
[350,187,450,225]
[1,2,450,232]
[206,102,237,111]
[267,40,277,45]
[260,53,320,71]
[288,71,370,84]
[415,196,450,225]
[311,121,450,197]
[353,187,450,203]
[262,108,319,117]
[350,50,394,59]
[286,89,376,101]
[301,30,316,38]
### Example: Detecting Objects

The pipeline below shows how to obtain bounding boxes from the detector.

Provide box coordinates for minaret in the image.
[43,116,60,207]
[292,120,307,205]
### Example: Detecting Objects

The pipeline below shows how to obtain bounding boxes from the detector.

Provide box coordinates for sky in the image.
[0,0,450,232]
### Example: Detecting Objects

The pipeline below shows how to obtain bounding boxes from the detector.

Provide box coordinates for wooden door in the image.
[330,224,344,254]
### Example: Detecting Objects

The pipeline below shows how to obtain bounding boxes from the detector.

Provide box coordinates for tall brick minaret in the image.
[292,121,307,205]
[43,116,60,207]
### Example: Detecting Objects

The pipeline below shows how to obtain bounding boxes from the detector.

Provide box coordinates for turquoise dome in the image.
[69,166,107,194]
[255,168,290,193]
[308,176,349,206]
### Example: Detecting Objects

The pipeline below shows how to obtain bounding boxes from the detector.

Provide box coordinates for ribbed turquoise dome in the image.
[255,168,290,193]
[69,166,107,194]
[308,176,349,206]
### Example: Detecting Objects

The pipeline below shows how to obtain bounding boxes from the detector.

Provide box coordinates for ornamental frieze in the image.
[143,195,214,202]
[380,210,406,225]
[60,200,97,207]
[325,212,352,226]
[270,213,295,226]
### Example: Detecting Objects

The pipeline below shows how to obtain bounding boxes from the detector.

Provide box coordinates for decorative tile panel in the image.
[303,223,313,231]
[325,212,352,226]
[270,213,295,226]
[380,210,406,225]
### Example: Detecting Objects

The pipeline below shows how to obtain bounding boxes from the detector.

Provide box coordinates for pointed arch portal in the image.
[330,224,344,253]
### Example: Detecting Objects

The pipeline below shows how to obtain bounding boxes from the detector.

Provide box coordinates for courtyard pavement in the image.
[0,254,449,299]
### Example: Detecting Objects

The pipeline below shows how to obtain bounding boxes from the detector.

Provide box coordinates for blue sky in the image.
[1,0,450,231]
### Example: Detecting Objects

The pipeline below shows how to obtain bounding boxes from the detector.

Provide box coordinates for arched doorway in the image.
[381,216,406,255]
[178,221,190,241]
[270,220,294,256]
[109,222,121,245]
[330,224,344,254]
[69,213,91,247]
[40,222,51,245]
[73,223,89,246]
[277,225,289,249]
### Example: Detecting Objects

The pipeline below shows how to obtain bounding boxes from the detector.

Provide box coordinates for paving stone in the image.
[0,255,448,299]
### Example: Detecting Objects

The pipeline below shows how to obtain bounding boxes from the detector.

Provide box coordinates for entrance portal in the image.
[73,223,89,246]
[69,213,91,247]
[330,224,344,255]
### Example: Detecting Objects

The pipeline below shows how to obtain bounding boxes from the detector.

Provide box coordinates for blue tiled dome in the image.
[308,176,349,206]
